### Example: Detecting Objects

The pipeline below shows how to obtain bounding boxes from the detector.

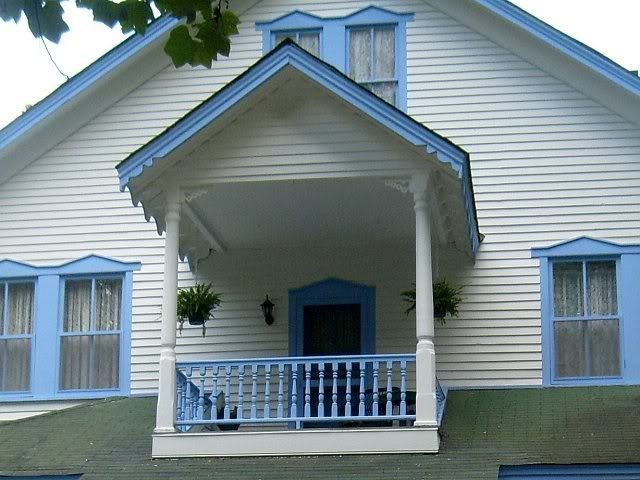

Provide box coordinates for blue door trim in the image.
[288,278,376,357]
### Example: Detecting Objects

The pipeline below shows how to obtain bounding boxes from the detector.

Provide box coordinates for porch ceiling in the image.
[185,178,415,251]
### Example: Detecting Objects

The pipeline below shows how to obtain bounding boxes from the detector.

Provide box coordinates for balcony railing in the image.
[175,354,419,431]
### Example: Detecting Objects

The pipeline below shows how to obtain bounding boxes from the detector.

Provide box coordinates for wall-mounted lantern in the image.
[261,295,275,326]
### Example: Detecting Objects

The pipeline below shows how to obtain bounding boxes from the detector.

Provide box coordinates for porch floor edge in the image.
[152,427,440,458]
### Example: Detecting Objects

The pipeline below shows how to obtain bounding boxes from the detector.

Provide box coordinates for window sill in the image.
[0,389,128,403]
[549,376,625,387]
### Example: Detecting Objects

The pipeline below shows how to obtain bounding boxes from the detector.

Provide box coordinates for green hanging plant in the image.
[177,283,222,336]
[401,279,462,325]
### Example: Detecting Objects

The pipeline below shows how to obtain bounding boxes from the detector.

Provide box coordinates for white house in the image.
[1,0,640,460]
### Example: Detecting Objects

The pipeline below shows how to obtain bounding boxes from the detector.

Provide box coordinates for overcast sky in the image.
[0,0,639,129]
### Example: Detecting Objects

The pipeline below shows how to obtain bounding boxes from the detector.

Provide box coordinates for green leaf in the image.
[117,0,154,35]
[219,9,239,37]
[22,0,69,43]
[2,0,240,68]
[77,0,120,29]
[0,0,24,22]
[164,24,197,68]
[39,1,69,42]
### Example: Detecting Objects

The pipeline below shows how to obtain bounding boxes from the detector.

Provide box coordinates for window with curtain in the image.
[60,277,122,391]
[552,260,620,379]
[273,30,320,56]
[0,282,35,392]
[348,25,397,105]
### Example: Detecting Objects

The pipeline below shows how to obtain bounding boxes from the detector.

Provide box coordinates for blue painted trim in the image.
[532,236,640,386]
[0,476,81,480]
[0,255,142,279]
[255,6,413,31]
[0,280,36,394]
[0,16,176,153]
[116,40,480,256]
[477,0,640,99]
[256,6,413,111]
[499,464,640,479]
[532,236,640,258]
[288,278,376,357]
[0,256,139,402]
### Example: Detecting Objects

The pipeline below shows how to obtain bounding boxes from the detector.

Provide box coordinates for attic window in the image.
[256,6,413,110]
[273,30,320,56]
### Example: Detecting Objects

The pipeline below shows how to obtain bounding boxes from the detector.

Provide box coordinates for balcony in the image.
[152,354,445,457]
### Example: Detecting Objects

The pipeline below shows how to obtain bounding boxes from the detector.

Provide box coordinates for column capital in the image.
[409,172,430,196]
[164,184,183,219]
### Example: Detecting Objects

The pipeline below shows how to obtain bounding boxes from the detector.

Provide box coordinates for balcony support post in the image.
[410,173,438,428]
[155,184,182,433]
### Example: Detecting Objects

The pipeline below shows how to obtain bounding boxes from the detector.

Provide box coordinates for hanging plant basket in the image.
[434,307,446,319]
[188,315,207,326]
[177,283,222,336]
[401,279,462,325]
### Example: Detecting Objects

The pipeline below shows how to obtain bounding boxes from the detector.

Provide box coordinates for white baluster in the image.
[386,361,393,416]
[264,364,271,419]
[277,363,285,418]
[304,363,311,418]
[345,362,352,417]
[318,362,325,418]
[237,365,245,420]
[224,365,232,419]
[251,364,258,419]
[373,361,379,417]
[331,362,338,418]
[359,361,365,417]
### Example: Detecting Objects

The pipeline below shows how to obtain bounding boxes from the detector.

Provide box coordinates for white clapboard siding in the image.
[1,0,640,418]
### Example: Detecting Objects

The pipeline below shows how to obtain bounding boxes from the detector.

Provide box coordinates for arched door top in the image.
[288,278,376,357]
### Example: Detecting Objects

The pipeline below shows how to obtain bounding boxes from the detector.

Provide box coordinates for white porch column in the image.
[155,185,182,433]
[410,173,437,427]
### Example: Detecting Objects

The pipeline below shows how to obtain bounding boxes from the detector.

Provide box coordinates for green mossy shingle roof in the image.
[1,386,639,479]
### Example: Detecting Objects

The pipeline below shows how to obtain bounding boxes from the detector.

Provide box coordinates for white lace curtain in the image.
[274,31,320,56]
[0,282,34,392]
[349,27,396,105]
[60,279,121,390]
[553,261,619,378]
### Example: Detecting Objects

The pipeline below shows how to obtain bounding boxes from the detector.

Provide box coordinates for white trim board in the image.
[152,427,440,457]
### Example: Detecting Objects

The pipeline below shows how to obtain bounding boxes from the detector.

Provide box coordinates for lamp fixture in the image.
[261,295,275,326]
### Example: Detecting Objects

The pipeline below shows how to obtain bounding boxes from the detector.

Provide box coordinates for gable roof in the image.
[477,0,640,98]
[1,386,639,478]
[2,0,640,186]
[116,38,469,184]
[0,16,178,185]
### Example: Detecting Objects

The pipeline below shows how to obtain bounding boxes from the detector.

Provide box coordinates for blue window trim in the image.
[500,464,640,479]
[56,274,126,396]
[256,6,413,111]
[0,279,36,394]
[288,278,376,357]
[0,255,140,402]
[532,237,640,386]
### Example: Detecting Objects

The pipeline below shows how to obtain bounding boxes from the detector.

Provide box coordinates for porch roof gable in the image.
[116,39,480,256]
[117,39,469,187]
